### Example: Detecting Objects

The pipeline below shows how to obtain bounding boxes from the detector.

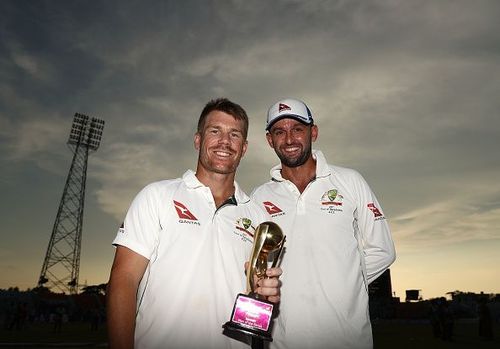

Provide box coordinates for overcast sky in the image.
[1,0,499,299]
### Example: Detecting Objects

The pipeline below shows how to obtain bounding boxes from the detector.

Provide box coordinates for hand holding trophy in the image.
[223,221,285,342]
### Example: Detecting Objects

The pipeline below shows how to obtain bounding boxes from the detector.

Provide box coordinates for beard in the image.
[275,143,312,168]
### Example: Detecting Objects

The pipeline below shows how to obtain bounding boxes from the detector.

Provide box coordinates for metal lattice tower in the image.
[38,113,105,294]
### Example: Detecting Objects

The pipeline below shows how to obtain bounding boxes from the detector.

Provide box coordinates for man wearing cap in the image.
[251,98,396,348]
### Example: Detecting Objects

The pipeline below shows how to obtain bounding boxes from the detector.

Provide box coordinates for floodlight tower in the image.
[38,113,105,294]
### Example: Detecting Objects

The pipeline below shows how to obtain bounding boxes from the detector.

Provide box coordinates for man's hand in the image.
[245,262,283,303]
[255,267,282,303]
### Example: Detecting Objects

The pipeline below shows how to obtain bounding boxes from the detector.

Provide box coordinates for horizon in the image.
[2,271,499,302]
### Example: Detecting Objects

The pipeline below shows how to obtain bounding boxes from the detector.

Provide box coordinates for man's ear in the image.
[311,125,318,142]
[194,132,201,150]
[242,140,248,157]
[266,132,274,148]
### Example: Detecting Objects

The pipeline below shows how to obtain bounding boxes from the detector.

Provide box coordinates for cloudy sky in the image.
[1,0,499,300]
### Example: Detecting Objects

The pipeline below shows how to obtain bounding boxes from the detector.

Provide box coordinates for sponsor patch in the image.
[367,203,385,220]
[263,201,285,217]
[173,200,200,225]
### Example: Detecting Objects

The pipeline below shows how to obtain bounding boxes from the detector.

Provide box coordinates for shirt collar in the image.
[269,149,331,181]
[182,169,250,204]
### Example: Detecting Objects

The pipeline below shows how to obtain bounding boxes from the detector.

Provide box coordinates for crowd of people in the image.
[2,295,104,333]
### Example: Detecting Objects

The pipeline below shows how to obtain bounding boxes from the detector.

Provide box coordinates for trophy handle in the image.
[246,224,269,294]
[271,236,286,269]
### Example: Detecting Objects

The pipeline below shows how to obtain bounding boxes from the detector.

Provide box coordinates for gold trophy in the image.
[223,221,285,341]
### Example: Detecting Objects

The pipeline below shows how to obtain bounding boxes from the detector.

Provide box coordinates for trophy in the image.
[223,221,285,341]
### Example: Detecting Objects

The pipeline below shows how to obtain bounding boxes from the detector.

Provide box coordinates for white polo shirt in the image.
[113,170,267,349]
[251,150,396,349]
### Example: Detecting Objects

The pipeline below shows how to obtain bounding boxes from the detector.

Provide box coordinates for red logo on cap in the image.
[263,201,283,215]
[278,103,291,113]
[173,200,198,220]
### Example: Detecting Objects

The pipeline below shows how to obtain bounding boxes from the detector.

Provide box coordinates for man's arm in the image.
[106,246,149,349]
[361,220,396,285]
[350,170,396,284]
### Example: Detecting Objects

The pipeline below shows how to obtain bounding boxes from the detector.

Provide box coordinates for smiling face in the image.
[194,110,248,176]
[266,118,318,168]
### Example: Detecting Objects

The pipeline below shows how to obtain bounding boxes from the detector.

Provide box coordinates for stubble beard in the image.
[276,143,312,168]
[199,145,241,175]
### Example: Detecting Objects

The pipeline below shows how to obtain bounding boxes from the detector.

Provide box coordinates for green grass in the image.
[1,319,499,348]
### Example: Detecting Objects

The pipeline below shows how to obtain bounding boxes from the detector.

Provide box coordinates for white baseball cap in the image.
[266,98,314,131]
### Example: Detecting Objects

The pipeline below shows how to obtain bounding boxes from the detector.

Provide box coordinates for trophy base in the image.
[223,321,273,341]
[223,293,274,342]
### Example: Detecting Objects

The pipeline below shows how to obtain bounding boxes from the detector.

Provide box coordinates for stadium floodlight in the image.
[38,113,105,294]
[68,113,105,151]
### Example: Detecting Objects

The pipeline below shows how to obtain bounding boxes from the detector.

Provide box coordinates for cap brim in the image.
[266,114,313,131]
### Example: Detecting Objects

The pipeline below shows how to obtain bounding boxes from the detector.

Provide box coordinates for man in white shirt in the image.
[107,98,282,349]
[252,98,396,349]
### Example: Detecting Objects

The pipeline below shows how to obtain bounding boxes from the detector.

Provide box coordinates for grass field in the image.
[1,319,499,348]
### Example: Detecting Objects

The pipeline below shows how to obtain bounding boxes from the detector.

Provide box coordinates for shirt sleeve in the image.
[351,171,396,284]
[112,183,161,260]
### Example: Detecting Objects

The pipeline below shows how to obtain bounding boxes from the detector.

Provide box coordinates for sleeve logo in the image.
[367,203,383,218]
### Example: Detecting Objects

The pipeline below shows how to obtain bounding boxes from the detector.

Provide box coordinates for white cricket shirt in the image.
[113,170,267,349]
[251,150,396,349]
